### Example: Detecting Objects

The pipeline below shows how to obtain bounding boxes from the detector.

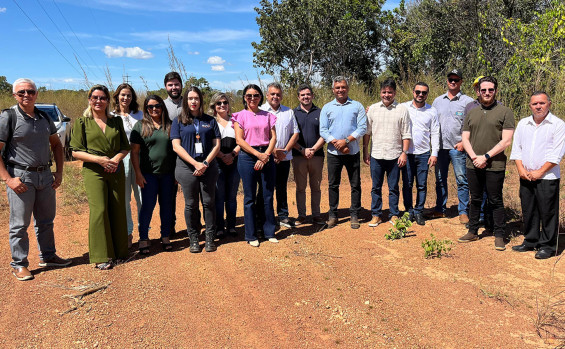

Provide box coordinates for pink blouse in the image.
[231,109,277,146]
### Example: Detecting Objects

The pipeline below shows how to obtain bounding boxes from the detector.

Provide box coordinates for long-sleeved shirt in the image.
[260,103,299,161]
[509,112,565,180]
[366,101,411,160]
[320,98,367,156]
[402,101,440,156]
[432,92,474,149]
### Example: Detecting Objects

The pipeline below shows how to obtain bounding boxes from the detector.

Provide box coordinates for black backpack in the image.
[0,108,17,162]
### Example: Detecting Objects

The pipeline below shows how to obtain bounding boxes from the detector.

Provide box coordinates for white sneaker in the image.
[248,240,260,247]
[268,238,279,243]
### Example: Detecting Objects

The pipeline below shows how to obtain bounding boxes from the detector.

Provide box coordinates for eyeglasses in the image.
[216,101,229,106]
[414,90,428,96]
[90,96,108,101]
[448,78,461,83]
[245,94,261,99]
[147,104,162,110]
[480,88,495,94]
[16,89,36,97]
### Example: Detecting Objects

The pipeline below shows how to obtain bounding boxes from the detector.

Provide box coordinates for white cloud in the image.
[211,65,225,72]
[188,51,200,55]
[131,29,257,43]
[207,56,226,65]
[0,8,6,13]
[103,46,154,59]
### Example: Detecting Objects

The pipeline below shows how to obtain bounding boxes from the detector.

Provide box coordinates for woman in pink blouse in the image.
[232,84,277,247]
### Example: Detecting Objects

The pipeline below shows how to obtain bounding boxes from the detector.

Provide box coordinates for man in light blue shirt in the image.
[320,76,367,229]
[431,69,474,224]
[401,82,440,226]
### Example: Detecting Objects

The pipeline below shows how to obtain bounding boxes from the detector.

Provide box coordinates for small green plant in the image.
[421,234,453,258]
[384,212,412,240]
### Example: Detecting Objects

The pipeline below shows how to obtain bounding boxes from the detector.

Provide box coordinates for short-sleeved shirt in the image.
[164,97,182,122]
[69,115,131,159]
[231,109,276,147]
[366,101,412,160]
[129,121,176,174]
[432,92,474,149]
[0,104,57,167]
[293,104,324,157]
[463,102,515,171]
[170,113,220,160]
[260,103,299,161]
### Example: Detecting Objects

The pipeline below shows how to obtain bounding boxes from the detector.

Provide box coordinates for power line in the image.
[51,0,105,80]
[35,0,100,80]
[11,0,83,78]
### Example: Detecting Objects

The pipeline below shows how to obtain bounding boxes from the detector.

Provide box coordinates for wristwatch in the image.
[484,153,491,160]
[203,160,209,167]
[345,138,350,144]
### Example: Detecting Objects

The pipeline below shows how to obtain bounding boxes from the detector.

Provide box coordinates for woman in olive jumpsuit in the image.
[70,85,131,269]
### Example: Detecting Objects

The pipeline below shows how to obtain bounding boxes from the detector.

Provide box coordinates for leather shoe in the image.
[39,254,71,267]
[414,213,426,226]
[511,244,534,252]
[12,267,34,281]
[535,249,553,260]
[350,216,360,229]
[326,217,338,229]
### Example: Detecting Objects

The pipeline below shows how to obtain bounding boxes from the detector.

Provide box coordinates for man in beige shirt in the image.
[363,78,411,226]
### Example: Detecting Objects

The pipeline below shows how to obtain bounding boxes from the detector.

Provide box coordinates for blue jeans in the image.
[434,149,469,215]
[215,161,240,232]
[138,173,175,240]
[401,152,430,215]
[238,151,276,241]
[370,157,400,218]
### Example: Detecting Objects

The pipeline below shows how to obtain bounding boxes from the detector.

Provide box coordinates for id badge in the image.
[195,142,203,154]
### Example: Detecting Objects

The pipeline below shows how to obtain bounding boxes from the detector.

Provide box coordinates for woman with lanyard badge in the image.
[208,93,240,238]
[171,86,221,253]
[111,83,143,248]
[232,84,278,247]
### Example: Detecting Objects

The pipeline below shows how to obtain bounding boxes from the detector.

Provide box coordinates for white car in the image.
[35,103,72,160]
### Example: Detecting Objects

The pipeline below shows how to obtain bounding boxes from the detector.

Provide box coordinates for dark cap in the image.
[447,69,463,78]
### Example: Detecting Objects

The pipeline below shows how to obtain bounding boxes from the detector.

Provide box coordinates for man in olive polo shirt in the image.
[0,78,71,281]
[460,76,515,251]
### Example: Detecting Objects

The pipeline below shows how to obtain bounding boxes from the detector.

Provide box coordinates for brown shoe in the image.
[458,231,479,243]
[326,217,338,229]
[389,216,399,225]
[430,211,445,218]
[494,237,506,251]
[368,216,383,227]
[350,216,360,229]
[39,254,71,267]
[459,214,469,224]
[12,267,34,281]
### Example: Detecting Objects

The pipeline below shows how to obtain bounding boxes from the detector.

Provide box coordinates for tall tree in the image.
[252,0,386,86]
[0,76,12,95]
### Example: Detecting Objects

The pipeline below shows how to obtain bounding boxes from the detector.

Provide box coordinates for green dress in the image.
[69,116,131,263]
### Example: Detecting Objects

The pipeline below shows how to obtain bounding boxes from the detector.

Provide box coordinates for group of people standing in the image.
[1,71,563,280]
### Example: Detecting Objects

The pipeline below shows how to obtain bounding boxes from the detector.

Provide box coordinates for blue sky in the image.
[0,0,400,92]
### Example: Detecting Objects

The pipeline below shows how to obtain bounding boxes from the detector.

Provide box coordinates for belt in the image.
[251,146,268,152]
[8,163,50,172]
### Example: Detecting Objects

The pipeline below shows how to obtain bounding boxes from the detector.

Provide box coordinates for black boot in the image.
[189,233,201,253]
[205,230,217,252]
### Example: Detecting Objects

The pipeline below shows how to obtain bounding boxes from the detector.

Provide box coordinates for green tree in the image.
[0,76,12,95]
[252,0,386,86]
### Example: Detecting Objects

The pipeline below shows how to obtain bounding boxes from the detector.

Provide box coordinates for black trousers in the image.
[467,168,506,237]
[519,178,560,252]
[327,153,361,218]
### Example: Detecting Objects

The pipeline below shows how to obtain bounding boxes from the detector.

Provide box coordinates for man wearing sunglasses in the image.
[0,78,71,281]
[400,82,440,226]
[432,69,474,225]
[460,76,514,251]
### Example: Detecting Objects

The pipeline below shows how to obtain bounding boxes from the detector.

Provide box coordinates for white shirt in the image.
[113,110,143,142]
[509,112,565,180]
[218,120,235,139]
[260,103,299,161]
[402,101,440,156]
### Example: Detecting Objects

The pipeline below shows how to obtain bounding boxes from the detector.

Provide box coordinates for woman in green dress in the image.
[70,85,131,270]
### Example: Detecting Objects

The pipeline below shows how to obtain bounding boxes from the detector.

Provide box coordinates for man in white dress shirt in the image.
[509,91,565,259]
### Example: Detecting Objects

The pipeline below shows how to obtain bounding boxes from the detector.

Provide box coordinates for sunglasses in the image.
[414,90,428,96]
[448,78,461,83]
[216,101,229,106]
[147,104,163,110]
[245,94,261,99]
[16,89,36,97]
[90,96,108,101]
[480,88,495,94]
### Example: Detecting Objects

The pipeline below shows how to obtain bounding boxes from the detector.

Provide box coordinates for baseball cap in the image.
[447,69,463,78]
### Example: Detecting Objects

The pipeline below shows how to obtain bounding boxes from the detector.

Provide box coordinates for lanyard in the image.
[194,119,201,141]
